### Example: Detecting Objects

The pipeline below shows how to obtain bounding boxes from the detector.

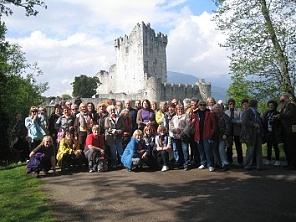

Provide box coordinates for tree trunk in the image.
[259,0,295,102]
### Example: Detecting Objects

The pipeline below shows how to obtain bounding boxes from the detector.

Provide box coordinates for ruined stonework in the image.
[96,22,211,102]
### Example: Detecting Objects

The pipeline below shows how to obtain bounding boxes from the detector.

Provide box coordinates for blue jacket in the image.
[121,137,140,169]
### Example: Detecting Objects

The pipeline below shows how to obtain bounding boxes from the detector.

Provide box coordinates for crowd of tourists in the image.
[14,94,296,177]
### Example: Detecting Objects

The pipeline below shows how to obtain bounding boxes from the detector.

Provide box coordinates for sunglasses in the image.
[199,104,206,107]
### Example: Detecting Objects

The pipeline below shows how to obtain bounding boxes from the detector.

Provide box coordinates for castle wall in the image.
[95,22,211,103]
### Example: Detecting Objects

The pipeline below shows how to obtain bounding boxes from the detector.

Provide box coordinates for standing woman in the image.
[55,106,75,145]
[262,100,281,166]
[191,100,217,172]
[136,99,157,132]
[104,105,125,169]
[12,113,30,162]
[87,102,97,121]
[94,102,109,135]
[25,106,46,150]
[169,104,190,170]
[48,104,62,149]
[74,102,93,152]
[212,103,231,170]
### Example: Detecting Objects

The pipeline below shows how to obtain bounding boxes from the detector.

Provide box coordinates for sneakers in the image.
[89,169,95,173]
[264,160,271,166]
[161,165,169,172]
[198,165,205,170]
[209,167,215,172]
[274,161,281,166]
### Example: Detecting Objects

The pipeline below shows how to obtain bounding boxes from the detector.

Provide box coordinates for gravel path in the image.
[41,164,296,222]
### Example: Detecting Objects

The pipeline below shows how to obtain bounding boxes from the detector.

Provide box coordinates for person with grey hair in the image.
[274,94,296,170]
[183,98,191,113]
[85,125,106,172]
[104,105,125,169]
[241,99,263,171]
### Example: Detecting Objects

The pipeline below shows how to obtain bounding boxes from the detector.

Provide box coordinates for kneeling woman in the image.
[27,136,56,177]
[121,130,152,171]
[84,125,106,173]
[56,130,82,173]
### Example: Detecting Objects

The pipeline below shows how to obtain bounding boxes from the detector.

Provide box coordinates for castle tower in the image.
[113,22,168,94]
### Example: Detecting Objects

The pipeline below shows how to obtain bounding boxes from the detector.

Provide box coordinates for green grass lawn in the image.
[0,163,56,222]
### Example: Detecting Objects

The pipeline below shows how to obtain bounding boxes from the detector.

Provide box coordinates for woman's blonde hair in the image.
[42,136,53,145]
[133,129,143,138]
[157,125,167,134]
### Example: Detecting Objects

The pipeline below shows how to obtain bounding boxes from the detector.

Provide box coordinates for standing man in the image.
[276,94,296,170]
[225,98,244,166]
[241,99,263,171]
[124,99,138,133]
[134,100,142,111]
[115,100,123,116]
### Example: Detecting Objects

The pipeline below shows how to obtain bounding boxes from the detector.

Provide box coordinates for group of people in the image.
[22,94,296,177]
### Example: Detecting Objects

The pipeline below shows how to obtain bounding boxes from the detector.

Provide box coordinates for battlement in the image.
[96,22,211,102]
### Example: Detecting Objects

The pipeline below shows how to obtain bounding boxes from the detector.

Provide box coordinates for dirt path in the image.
[41,165,296,222]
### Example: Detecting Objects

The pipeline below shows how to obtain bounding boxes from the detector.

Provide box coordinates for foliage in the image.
[226,74,250,104]
[213,0,296,102]
[0,0,47,16]
[72,75,101,98]
[61,94,72,100]
[0,164,56,222]
[0,21,48,160]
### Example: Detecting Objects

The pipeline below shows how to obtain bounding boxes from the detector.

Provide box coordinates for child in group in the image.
[154,125,171,172]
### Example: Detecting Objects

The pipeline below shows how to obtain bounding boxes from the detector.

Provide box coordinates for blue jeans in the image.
[172,138,189,168]
[110,138,123,167]
[196,140,213,168]
[219,140,229,166]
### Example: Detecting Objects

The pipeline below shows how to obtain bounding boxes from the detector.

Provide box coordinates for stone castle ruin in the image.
[96,22,211,102]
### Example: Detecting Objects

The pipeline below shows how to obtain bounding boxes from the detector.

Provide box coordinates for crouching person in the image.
[56,130,82,173]
[27,136,57,177]
[121,130,150,171]
[84,125,107,173]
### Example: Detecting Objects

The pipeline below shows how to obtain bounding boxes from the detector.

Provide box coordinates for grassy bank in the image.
[0,163,56,222]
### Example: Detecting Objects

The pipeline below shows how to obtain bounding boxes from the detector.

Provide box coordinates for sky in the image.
[2,0,231,97]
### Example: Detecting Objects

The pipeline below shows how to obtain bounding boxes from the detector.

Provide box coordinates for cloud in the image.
[167,10,230,78]
[3,0,230,97]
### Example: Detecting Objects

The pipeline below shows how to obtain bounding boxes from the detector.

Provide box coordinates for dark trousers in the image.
[227,135,243,164]
[266,134,280,161]
[189,135,200,166]
[156,150,169,167]
[282,132,296,166]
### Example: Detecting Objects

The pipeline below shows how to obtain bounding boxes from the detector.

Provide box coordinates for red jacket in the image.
[191,109,217,141]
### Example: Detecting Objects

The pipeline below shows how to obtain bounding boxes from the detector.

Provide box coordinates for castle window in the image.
[125,47,129,53]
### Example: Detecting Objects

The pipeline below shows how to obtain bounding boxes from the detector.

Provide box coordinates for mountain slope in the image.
[167,71,229,101]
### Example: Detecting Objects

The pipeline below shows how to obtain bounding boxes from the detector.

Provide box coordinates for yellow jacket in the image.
[56,138,81,165]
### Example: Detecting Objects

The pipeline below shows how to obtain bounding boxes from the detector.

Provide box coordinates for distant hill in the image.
[167,71,229,101]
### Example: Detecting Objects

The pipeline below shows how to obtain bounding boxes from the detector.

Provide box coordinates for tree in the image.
[61,94,72,100]
[0,0,47,17]
[0,21,48,160]
[214,0,296,102]
[72,75,101,98]
[226,74,250,104]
